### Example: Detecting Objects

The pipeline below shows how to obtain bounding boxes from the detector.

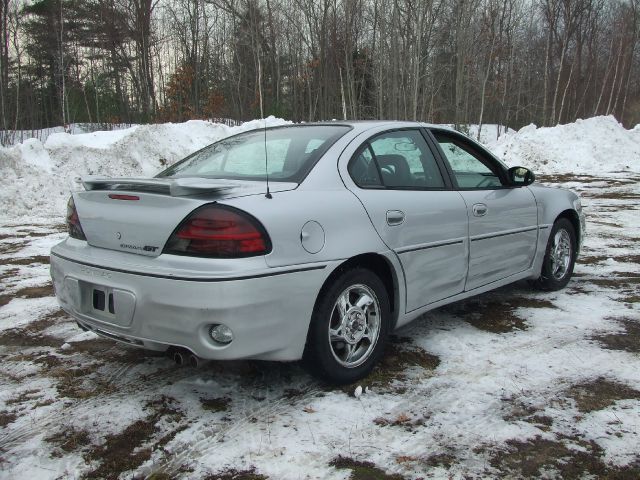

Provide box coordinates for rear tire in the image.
[303,268,390,384]
[534,218,577,291]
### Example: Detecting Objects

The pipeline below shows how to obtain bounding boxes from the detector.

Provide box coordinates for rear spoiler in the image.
[82,176,238,197]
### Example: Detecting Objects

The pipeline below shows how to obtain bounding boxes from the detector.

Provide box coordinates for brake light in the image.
[66,196,87,240]
[108,194,140,201]
[164,205,271,257]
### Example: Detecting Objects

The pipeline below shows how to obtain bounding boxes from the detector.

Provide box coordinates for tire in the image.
[303,268,390,384]
[533,218,577,291]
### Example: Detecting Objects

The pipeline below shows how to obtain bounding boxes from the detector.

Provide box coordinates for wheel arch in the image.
[556,209,581,252]
[314,252,401,330]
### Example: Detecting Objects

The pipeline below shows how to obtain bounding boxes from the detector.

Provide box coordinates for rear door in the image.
[429,129,538,291]
[342,128,469,313]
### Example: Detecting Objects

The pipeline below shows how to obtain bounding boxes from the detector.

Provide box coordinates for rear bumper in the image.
[50,249,329,361]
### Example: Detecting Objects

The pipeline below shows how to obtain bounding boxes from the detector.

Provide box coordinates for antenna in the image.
[264,119,272,199]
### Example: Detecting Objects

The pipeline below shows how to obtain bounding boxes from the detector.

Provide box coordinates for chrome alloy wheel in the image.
[551,229,572,280]
[328,284,381,368]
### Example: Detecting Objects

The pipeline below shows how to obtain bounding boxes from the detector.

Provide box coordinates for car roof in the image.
[270,120,458,135]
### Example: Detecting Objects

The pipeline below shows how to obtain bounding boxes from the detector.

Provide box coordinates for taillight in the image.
[164,205,271,258]
[66,196,87,240]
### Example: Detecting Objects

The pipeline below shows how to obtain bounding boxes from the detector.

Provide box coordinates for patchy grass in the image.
[0,309,67,348]
[424,453,455,469]
[330,456,405,480]
[5,389,41,406]
[578,254,610,265]
[373,411,425,430]
[83,397,183,479]
[0,294,10,307]
[203,468,268,480]
[0,267,19,280]
[199,396,231,412]
[46,427,91,457]
[0,329,63,348]
[13,283,54,299]
[0,241,27,255]
[583,192,640,200]
[502,399,554,432]
[566,377,640,413]
[353,338,440,393]
[489,435,640,479]
[614,254,640,264]
[0,255,50,266]
[620,294,640,304]
[593,318,640,354]
[9,352,119,400]
[589,277,640,288]
[445,295,554,333]
[61,336,163,365]
[52,364,116,399]
[537,174,612,184]
[0,411,17,428]
[83,419,155,478]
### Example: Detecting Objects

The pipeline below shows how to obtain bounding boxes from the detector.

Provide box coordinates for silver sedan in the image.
[50,121,585,383]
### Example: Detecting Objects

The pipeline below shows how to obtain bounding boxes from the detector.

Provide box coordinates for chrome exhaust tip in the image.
[173,351,185,366]
[188,354,198,368]
[188,354,211,368]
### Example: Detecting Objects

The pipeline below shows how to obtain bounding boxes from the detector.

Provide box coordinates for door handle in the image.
[472,203,488,217]
[386,210,405,226]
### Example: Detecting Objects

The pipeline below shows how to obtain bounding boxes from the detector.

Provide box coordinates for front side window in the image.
[348,130,445,189]
[158,125,351,183]
[433,132,504,189]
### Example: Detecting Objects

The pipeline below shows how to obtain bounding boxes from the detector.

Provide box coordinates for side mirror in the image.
[508,166,535,186]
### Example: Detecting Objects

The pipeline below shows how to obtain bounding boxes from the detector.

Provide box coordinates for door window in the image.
[348,130,445,189]
[434,132,504,189]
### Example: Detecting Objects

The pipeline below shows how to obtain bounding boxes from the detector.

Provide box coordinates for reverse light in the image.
[164,204,271,258]
[66,196,87,240]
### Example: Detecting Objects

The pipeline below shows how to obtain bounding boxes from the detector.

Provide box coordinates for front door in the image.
[430,129,538,291]
[343,128,469,312]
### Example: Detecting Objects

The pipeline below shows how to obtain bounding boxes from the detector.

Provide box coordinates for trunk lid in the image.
[74,176,295,257]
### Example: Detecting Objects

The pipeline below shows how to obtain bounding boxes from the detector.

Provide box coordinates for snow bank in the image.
[1,115,638,222]
[487,115,640,174]
[0,117,288,222]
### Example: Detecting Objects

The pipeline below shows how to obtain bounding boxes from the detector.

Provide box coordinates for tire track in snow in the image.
[143,380,322,478]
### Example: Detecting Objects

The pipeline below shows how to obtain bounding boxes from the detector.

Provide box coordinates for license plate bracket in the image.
[78,280,135,327]
[92,288,116,315]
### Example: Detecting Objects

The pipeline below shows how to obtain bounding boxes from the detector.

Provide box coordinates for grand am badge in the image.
[120,243,159,252]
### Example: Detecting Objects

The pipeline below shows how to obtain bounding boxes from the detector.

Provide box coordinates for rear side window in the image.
[348,130,445,189]
[157,125,351,183]
[348,146,383,188]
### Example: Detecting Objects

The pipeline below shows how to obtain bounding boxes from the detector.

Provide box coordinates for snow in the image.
[0,116,639,478]
[487,115,640,174]
[2,115,639,223]
[0,117,289,222]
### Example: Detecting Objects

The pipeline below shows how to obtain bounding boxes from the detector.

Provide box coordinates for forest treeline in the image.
[1,0,638,143]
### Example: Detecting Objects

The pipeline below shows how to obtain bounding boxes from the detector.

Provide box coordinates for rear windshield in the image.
[157,125,351,183]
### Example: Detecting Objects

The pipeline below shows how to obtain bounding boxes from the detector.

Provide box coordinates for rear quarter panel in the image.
[220,124,395,269]
[223,188,390,268]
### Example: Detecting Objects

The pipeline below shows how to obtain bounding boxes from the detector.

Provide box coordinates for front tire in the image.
[534,218,577,291]
[303,268,390,384]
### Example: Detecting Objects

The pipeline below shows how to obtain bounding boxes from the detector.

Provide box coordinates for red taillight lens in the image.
[164,205,271,257]
[66,196,87,240]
